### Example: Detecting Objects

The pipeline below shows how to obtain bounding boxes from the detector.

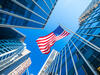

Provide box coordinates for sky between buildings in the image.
[16,0,91,74]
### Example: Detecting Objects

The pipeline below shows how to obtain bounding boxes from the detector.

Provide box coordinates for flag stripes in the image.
[36,26,70,54]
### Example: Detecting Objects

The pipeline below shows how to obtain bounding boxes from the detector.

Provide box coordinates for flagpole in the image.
[60,24,100,52]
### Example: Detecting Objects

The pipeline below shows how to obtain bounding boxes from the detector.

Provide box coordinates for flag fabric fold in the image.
[36,26,70,54]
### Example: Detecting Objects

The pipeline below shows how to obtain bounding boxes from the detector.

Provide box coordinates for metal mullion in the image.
[70,40,98,75]
[72,36,100,53]
[65,47,68,75]
[0,10,45,25]
[0,24,44,29]
[80,26,100,30]
[60,50,63,75]
[1,49,6,53]
[11,0,47,21]
[84,13,98,23]
[90,7,100,17]
[62,24,100,52]
[82,19,100,26]
[77,33,100,38]
[42,0,51,11]
[44,64,50,73]
[67,43,78,75]
[83,47,100,62]
[55,54,60,75]
[3,45,9,52]
[50,61,54,74]
[49,0,53,7]
[80,10,100,27]
[86,17,99,25]
[86,10,100,22]
[75,48,88,75]
[47,61,54,74]
[32,0,49,16]
[52,55,58,75]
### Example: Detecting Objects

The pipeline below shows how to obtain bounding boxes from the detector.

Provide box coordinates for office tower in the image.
[38,49,59,75]
[0,27,31,74]
[0,0,58,29]
[45,0,100,75]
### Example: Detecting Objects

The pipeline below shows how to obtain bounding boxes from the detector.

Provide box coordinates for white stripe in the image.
[39,39,55,48]
[56,31,68,40]
[58,32,68,39]
[40,48,49,51]
[58,32,68,40]
[37,36,55,45]
[42,49,50,54]
[37,34,55,43]
[59,31,68,38]
[55,31,65,40]
[40,47,49,51]
[38,39,55,47]
[37,33,54,40]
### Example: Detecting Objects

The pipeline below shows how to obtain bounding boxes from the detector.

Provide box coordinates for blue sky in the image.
[16,0,91,74]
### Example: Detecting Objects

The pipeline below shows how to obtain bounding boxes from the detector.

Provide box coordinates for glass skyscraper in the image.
[0,27,31,74]
[44,0,100,75]
[0,0,58,28]
[38,50,59,75]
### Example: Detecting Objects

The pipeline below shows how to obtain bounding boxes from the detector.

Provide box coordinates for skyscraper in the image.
[0,0,58,29]
[44,0,100,75]
[38,49,59,75]
[0,27,31,74]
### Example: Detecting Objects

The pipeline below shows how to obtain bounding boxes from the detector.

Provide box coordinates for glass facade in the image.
[0,27,26,71]
[0,49,31,75]
[8,57,31,75]
[45,0,100,75]
[0,0,58,28]
[38,50,59,75]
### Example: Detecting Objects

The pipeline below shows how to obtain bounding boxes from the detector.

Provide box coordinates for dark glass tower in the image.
[44,0,100,75]
[0,0,58,28]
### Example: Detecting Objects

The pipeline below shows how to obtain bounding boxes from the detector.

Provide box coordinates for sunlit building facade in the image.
[0,27,31,74]
[0,0,58,28]
[38,49,59,75]
[45,0,100,75]
[1,49,31,75]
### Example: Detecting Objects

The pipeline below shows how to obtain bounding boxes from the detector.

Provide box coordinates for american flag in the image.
[36,26,70,54]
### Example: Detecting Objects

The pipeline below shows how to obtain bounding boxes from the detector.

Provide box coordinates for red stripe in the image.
[39,40,55,50]
[39,39,56,51]
[41,48,50,52]
[36,30,70,54]
[37,35,56,44]
[58,31,68,39]
[39,45,49,50]
[36,33,54,41]
[56,31,66,40]
[56,31,69,41]
[43,50,50,54]
[36,35,56,43]
[38,37,56,47]
[38,40,55,47]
